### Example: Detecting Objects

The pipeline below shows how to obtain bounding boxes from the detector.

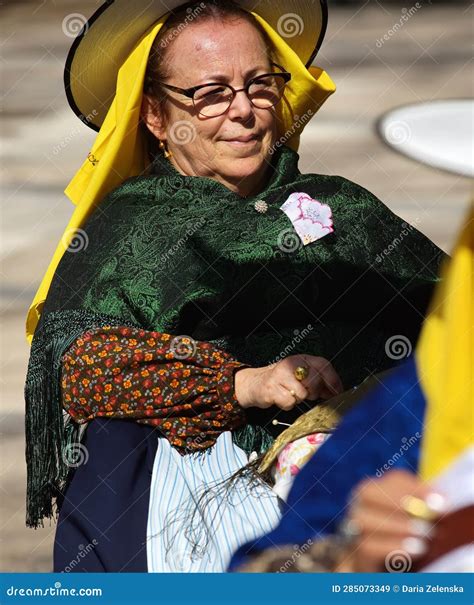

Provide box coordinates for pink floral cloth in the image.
[280,192,334,246]
[272,433,331,500]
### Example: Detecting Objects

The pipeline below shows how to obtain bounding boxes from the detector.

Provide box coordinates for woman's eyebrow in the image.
[199,66,271,82]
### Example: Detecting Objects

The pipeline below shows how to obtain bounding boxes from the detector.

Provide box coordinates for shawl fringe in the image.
[24,309,137,528]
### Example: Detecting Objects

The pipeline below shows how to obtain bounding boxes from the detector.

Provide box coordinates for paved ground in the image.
[1,0,472,571]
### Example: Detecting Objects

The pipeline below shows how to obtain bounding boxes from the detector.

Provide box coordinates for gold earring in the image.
[159,139,173,159]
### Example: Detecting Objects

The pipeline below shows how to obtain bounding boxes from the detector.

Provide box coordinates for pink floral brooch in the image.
[279,192,334,246]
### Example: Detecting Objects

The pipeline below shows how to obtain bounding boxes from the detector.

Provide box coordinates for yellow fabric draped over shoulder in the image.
[26,11,336,344]
[25,16,168,343]
[417,204,474,481]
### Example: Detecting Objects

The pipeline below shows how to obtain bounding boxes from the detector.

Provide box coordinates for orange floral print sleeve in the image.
[60,326,249,452]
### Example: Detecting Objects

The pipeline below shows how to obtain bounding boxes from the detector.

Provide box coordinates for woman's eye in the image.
[252,77,272,88]
[200,86,227,99]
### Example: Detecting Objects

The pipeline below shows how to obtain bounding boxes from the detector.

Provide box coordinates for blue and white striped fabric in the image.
[146,431,282,572]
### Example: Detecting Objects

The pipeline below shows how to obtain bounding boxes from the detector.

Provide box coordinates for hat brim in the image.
[64,0,328,132]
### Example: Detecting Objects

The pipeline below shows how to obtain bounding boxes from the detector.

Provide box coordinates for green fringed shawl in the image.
[24,310,138,528]
[25,144,445,528]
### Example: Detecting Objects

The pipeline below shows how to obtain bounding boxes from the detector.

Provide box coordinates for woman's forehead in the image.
[164,18,271,79]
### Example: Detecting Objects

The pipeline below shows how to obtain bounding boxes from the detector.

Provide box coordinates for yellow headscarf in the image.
[417,203,474,480]
[26,11,335,344]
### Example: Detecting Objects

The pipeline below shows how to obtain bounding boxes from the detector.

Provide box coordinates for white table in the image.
[377,99,473,178]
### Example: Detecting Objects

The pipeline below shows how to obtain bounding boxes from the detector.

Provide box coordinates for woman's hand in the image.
[335,470,447,573]
[234,355,343,410]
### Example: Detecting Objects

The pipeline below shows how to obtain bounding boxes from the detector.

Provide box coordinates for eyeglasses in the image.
[154,63,291,118]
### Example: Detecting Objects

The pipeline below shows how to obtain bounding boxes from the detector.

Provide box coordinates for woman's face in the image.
[141,18,278,197]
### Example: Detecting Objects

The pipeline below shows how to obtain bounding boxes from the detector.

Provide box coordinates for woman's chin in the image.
[219,161,266,183]
[217,151,268,175]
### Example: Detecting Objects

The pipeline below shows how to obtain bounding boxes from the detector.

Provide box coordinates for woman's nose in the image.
[227,89,254,120]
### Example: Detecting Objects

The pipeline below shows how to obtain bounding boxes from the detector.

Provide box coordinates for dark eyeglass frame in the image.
[153,62,291,116]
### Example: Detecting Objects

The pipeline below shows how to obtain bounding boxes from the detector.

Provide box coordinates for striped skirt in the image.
[147,431,282,572]
[54,421,281,572]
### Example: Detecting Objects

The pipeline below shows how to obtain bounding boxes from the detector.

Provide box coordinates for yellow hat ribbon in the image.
[251,12,336,153]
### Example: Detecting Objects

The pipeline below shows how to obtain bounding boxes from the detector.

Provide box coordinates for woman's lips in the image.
[222,136,259,147]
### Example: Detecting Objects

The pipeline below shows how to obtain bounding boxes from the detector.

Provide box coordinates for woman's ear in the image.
[141,94,167,141]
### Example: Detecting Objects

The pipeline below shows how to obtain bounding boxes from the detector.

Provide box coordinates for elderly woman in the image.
[25,0,444,572]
